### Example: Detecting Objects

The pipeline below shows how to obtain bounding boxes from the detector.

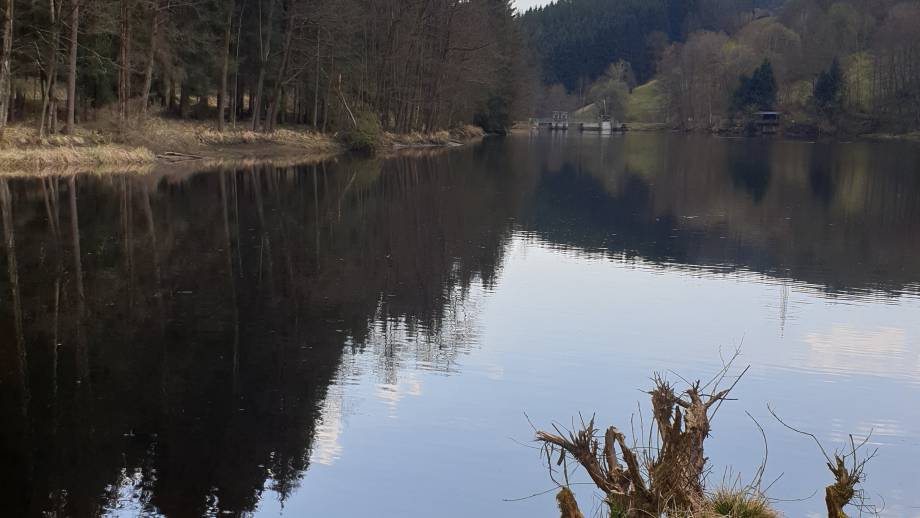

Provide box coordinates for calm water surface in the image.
[2,134,920,517]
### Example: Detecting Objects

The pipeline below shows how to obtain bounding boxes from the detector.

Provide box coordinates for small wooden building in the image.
[754,111,780,135]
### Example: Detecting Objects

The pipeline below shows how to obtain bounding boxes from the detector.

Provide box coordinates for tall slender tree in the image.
[0,0,12,132]
[65,0,80,133]
[40,0,65,136]
[218,0,236,131]
[266,0,298,132]
[251,0,277,131]
[116,0,135,128]
[140,0,163,116]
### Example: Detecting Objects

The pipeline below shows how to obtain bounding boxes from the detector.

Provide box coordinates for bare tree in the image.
[40,0,65,137]
[251,0,277,131]
[218,0,235,131]
[118,0,133,128]
[265,0,298,132]
[140,0,163,116]
[0,0,12,133]
[65,0,80,133]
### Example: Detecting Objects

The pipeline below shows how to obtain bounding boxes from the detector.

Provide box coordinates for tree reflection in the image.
[0,150,517,517]
[517,135,920,294]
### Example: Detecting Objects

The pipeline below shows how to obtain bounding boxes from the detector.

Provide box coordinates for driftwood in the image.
[536,364,747,517]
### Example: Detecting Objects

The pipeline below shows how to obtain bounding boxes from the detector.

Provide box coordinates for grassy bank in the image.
[0,117,341,171]
[0,116,484,174]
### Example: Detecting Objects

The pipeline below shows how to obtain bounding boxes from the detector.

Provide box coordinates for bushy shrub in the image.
[340,111,382,154]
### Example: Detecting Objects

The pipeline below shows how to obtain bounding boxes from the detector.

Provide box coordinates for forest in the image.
[2,0,920,157]
[521,0,920,134]
[0,0,533,143]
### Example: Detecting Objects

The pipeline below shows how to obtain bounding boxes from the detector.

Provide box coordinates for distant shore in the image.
[859,131,920,143]
[514,120,920,143]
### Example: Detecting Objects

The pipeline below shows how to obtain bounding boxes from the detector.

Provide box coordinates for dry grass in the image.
[384,125,483,148]
[0,116,342,174]
[0,124,112,148]
[703,489,779,518]
[120,117,341,155]
[0,122,153,172]
[0,144,155,171]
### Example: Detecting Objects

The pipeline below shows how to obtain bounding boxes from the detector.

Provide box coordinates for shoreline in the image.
[6,121,913,177]
[0,120,485,176]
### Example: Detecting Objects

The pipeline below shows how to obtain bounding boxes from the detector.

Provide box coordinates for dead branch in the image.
[769,406,878,518]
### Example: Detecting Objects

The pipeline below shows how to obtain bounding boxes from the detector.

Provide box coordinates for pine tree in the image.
[732,59,777,112]
[814,58,843,115]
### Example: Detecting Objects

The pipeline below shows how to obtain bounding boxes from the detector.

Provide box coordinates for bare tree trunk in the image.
[65,0,79,133]
[40,0,63,137]
[266,0,295,132]
[218,0,234,131]
[251,0,276,131]
[0,0,14,133]
[140,0,161,116]
[117,0,132,130]
[231,0,246,126]
[313,26,320,128]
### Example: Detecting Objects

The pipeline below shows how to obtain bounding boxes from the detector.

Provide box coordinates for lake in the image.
[1,133,919,517]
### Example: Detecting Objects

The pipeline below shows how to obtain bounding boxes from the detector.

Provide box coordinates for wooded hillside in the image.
[522,0,920,133]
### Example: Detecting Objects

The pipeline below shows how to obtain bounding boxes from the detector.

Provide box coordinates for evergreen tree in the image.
[814,57,844,115]
[732,59,777,111]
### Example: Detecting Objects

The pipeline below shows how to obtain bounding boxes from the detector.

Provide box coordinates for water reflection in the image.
[1,134,919,517]
[517,134,920,295]
[0,155,515,517]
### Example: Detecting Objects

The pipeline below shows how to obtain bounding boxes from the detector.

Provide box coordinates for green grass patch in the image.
[625,80,666,123]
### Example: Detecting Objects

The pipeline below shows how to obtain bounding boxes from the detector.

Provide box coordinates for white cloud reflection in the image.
[803,325,919,382]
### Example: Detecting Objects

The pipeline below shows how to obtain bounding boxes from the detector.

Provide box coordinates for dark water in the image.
[2,134,920,517]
